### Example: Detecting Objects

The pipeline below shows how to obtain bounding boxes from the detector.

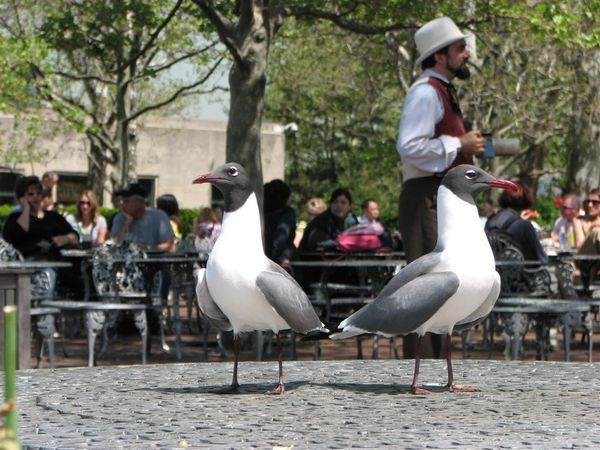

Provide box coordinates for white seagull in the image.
[193,162,327,394]
[333,165,517,394]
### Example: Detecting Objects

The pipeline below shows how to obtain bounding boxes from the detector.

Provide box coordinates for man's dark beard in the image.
[448,65,471,80]
[448,62,470,80]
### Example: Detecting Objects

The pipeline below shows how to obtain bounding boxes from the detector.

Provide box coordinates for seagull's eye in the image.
[227,166,239,177]
[465,170,477,180]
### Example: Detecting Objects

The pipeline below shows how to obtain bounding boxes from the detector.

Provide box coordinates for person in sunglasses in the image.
[66,190,108,247]
[574,189,600,254]
[2,175,78,260]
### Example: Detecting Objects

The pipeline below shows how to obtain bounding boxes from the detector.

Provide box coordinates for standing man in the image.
[111,183,174,252]
[397,17,486,358]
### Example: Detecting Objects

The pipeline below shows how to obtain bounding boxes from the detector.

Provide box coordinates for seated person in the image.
[156,193,183,251]
[552,194,581,251]
[357,198,380,225]
[2,175,78,260]
[573,189,600,255]
[298,187,358,253]
[297,188,359,289]
[66,190,108,247]
[111,183,174,252]
[263,179,296,269]
[573,189,600,287]
[294,197,326,248]
[485,182,548,264]
[357,198,394,250]
[192,207,221,252]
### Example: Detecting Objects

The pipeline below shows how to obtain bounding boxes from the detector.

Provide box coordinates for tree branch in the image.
[115,0,184,73]
[190,0,244,67]
[147,41,221,76]
[49,71,115,85]
[128,56,225,122]
[281,6,417,35]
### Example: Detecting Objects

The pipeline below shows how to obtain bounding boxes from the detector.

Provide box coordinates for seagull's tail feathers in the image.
[330,330,362,340]
[330,324,370,340]
[298,320,338,341]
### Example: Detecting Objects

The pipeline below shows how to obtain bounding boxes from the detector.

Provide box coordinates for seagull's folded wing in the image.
[257,260,328,334]
[377,252,443,298]
[196,270,232,330]
[455,273,501,331]
[339,271,460,336]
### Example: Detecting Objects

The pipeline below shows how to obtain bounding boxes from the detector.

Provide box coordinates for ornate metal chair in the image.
[91,240,164,356]
[0,238,60,368]
[555,258,596,359]
[486,232,551,297]
[485,231,552,359]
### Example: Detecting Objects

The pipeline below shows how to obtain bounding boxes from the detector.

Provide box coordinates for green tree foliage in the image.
[0,0,226,201]
[265,21,402,222]
[264,1,599,227]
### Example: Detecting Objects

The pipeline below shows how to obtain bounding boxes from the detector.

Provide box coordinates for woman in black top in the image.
[263,179,297,269]
[485,182,548,264]
[3,176,78,260]
[298,187,358,253]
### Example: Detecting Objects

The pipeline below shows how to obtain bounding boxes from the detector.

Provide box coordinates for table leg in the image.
[34,314,56,369]
[86,311,107,367]
[134,309,148,365]
[171,284,182,360]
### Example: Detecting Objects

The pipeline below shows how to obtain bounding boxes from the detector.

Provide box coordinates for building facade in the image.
[0,114,285,209]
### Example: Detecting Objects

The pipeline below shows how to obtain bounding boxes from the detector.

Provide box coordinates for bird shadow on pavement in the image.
[311,382,449,395]
[137,380,309,395]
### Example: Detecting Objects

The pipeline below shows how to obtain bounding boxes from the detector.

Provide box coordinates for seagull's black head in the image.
[193,162,253,212]
[442,164,518,204]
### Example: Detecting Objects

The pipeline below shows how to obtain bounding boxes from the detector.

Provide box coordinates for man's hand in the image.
[459,130,486,156]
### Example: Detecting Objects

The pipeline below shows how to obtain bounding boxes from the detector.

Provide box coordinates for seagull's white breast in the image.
[416,186,498,334]
[205,194,290,334]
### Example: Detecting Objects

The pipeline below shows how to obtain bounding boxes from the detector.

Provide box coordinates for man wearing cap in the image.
[397,17,486,359]
[111,183,174,252]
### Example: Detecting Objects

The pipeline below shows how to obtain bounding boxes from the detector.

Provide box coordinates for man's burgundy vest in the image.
[427,77,473,172]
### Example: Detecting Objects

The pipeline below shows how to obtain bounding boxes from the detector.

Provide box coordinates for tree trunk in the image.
[86,138,108,205]
[225,4,270,198]
[565,54,600,195]
[518,141,546,192]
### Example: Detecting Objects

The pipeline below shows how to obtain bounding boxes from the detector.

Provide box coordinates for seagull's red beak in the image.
[192,174,219,184]
[486,179,518,192]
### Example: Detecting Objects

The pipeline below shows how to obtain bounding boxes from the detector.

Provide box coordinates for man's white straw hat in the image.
[415,16,469,66]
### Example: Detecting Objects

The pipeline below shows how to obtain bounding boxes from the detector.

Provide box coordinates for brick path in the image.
[5,359,600,449]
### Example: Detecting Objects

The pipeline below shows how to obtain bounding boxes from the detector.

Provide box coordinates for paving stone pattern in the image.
[4,360,600,449]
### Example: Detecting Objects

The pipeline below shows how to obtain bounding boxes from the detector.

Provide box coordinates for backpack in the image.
[335,223,385,253]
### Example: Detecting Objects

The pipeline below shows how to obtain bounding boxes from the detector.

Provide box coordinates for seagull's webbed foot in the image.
[410,336,431,395]
[265,383,285,395]
[410,385,432,395]
[444,335,475,393]
[447,383,476,393]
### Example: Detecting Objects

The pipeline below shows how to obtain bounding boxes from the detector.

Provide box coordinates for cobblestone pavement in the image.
[4,359,600,449]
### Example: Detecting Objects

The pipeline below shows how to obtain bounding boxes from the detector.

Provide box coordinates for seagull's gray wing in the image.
[340,271,460,336]
[256,260,327,334]
[376,252,444,298]
[454,274,501,332]
[195,270,232,331]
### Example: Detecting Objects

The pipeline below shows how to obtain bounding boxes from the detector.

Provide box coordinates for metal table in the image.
[116,254,208,360]
[493,297,592,361]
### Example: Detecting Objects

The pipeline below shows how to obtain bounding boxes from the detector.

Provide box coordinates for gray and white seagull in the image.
[193,162,327,395]
[333,165,517,394]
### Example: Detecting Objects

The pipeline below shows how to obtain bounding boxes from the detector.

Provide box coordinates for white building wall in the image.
[0,114,285,208]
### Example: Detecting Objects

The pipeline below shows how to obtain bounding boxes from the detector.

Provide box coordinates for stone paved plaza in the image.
[3,359,600,449]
